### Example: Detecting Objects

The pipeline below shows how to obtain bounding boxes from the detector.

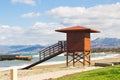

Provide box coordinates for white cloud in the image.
[21,12,40,18]
[0,23,65,45]
[31,22,64,34]
[11,0,36,6]
[47,3,120,19]
[47,6,86,19]
[0,36,6,40]
[1,3,120,45]
[0,25,23,33]
[28,22,66,45]
[47,3,120,39]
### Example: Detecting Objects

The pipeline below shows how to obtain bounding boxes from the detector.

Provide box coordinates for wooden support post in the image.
[58,41,60,52]
[73,52,75,67]
[83,50,91,66]
[10,68,17,80]
[39,51,41,60]
[88,52,91,66]
[83,51,85,66]
[66,52,68,67]
[60,41,63,51]
[49,46,51,56]
[39,53,41,60]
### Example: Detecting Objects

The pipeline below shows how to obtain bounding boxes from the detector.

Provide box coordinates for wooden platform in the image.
[0,54,33,61]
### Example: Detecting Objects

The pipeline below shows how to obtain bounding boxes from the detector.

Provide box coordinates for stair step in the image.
[22,41,66,69]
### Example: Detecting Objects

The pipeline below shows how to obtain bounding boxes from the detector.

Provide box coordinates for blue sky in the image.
[0,0,120,45]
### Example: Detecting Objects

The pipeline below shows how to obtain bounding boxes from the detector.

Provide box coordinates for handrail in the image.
[22,41,67,69]
[39,41,66,60]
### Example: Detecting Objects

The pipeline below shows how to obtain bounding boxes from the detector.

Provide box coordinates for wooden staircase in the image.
[22,41,66,69]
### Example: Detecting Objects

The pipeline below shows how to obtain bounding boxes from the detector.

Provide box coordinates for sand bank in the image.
[0,54,120,80]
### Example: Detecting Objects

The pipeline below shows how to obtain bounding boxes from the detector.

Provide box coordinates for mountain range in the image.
[91,38,120,48]
[0,45,44,54]
[0,37,120,54]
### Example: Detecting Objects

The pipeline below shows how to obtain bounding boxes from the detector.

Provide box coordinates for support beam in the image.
[83,50,91,66]
[66,51,91,67]
[73,52,75,67]
[66,52,69,67]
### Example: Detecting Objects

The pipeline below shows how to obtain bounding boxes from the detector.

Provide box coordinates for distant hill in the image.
[91,38,120,48]
[0,45,44,54]
[10,45,44,53]
[0,37,120,54]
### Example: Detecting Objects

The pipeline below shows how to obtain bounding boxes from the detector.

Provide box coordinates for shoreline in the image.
[0,54,120,80]
[0,53,119,71]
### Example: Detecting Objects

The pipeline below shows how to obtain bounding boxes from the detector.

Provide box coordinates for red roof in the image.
[55,26,100,33]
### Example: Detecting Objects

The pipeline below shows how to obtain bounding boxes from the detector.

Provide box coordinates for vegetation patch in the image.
[54,65,120,80]
[91,47,120,53]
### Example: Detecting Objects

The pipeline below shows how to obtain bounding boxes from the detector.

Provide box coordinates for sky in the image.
[0,0,120,45]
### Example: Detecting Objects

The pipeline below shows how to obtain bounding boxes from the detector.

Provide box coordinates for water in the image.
[0,52,119,71]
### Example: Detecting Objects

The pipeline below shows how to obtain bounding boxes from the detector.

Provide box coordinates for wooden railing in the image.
[39,41,67,60]
[22,41,66,69]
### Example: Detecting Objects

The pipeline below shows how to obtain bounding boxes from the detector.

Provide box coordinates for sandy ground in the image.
[0,54,120,80]
[18,66,101,80]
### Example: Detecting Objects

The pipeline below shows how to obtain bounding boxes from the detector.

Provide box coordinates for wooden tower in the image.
[56,26,100,66]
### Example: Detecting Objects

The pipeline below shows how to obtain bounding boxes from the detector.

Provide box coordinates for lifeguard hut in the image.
[23,25,100,69]
[56,26,100,66]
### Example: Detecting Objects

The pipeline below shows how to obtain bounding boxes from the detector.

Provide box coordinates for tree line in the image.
[91,47,120,53]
